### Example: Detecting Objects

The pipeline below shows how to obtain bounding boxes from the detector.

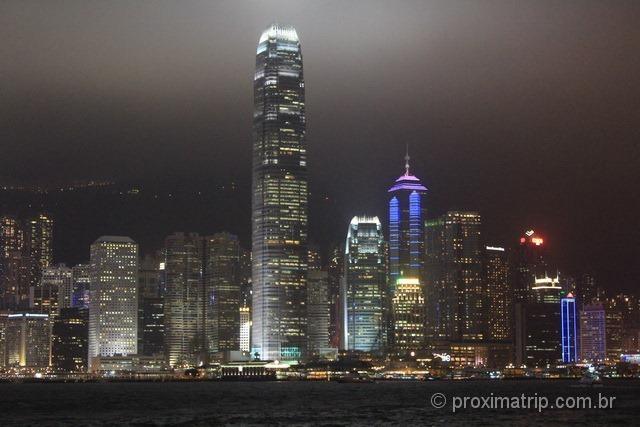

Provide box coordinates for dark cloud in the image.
[1,1,639,289]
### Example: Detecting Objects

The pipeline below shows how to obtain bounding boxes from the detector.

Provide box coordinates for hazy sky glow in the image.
[1,1,639,288]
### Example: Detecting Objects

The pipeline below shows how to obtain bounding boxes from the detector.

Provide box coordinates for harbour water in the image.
[0,380,638,426]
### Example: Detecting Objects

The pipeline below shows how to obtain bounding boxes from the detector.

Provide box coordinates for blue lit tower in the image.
[561,293,578,363]
[251,24,307,361]
[388,150,427,291]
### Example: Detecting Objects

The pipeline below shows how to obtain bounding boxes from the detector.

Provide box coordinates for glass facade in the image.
[342,217,386,353]
[251,24,308,361]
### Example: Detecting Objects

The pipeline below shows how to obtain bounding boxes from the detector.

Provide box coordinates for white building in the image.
[88,236,138,371]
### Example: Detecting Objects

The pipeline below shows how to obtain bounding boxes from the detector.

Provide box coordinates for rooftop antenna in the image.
[404,143,410,175]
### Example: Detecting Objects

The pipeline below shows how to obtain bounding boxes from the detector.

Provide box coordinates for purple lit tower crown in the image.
[388,150,427,292]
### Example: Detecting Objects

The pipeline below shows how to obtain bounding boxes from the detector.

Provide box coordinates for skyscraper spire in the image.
[404,144,410,176]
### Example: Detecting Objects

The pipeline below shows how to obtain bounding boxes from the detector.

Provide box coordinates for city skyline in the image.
[1,1,638,292]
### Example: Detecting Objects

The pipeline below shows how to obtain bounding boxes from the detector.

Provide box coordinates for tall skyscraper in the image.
[392,278,425,356]
[88,236,138,372]
[511,229,548,304]
[425,211,485,342]
[327,246,344,349]
[388,151,427,289]
[163,233,204,367]
[307,270,330,357]
[138,255,164,357]
[580,303,606,363]
[204,233,241,358]
[25,214,54,290]
[484,246,511,341]
[342,216,386,353]
[0,215,28,310]
[251,23,308,361]
[561,293,578,363]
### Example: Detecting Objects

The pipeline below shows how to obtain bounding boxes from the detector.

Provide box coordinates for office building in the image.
[88,236,138,372]
[163,233,204,367]
[580,304,606,363]
[52,307,88,372]
[342,216,386,353]
[204,233,241,358]
[561,293,578,363]
[388,151,427,288]
[392,278,425,356]
[425,211,485,341]
[307,270,330,357]
[251,24,308,361]
[4,313,50,368]
[485,246,511,341]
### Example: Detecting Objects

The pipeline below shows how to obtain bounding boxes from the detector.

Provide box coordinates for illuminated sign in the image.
[486,246,505,252]
[434,353,451,362]
[531,237,544,246]
[525,230,535,236]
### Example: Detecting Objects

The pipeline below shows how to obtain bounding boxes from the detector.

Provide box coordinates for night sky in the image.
[2,1,639,290]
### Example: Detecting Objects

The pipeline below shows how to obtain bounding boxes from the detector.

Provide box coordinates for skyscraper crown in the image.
[259,23,299,44]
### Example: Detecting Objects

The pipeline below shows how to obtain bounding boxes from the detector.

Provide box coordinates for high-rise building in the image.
[327,246,344,349]
[342,216,386,353]
[71,264,91,309]
[4,313,50,368]
[32,264,72,317]
[0,215,28,310]
[510,229,548,304]
[580,304,606,363]
[163,233,204,368]
[388,151,427,290]
[25,214,54,290]
[239,306,251,353]
[25,214,53,270]
[604,299,623,363]
[392,278,425,356]
[251,23,308,361]
[484,246,511,341]
[88,236,138,372]
[52,307,88,372]
[307,270,330,357]
[561,293,578,363]
[425,211,485,342]
[138,255,164,357]
[204,233,241,358]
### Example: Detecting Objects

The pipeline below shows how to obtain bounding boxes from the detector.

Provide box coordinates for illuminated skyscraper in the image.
[0,215,28,310]
[342,217,386,353]
[88,236,138,372]
[252,24,308,361]
[204,233,241,358]
[388,151,427,290]
[25,214,54,289]
[425,211,485,341]
[580,304,606,363]
[4,313,50,368]
[484,246,511,341]
[163,233,204,367]
[511,229,548,303]
[392,278,425,356]
[561,293,578,363]
[138,255,164,357]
